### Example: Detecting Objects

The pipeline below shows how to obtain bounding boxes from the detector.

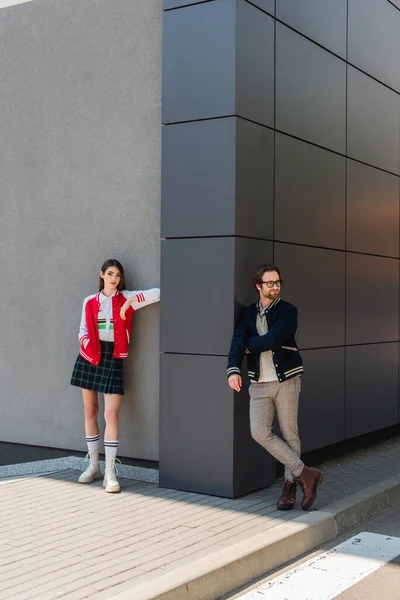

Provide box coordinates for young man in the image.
[227,264,323,511]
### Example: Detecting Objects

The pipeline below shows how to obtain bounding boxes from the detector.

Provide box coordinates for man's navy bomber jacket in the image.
[227,296,304,383]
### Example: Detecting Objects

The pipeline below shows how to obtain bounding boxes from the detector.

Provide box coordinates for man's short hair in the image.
[252,264,282,289]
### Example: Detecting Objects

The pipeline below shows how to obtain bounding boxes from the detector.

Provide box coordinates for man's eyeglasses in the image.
[260,280,283,288]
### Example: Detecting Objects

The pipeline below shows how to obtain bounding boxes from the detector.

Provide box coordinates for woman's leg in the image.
[103,394,123,493]
[79,389,101,483]
[82,389,99,437]
[104,394,122,443]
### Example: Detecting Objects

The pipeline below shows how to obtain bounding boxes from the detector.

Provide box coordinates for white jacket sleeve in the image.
[123,288,160,311]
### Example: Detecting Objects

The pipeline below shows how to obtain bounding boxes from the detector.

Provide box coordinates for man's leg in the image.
[249,382,303,476]
[275,376,302,482]
[275,376,324,511]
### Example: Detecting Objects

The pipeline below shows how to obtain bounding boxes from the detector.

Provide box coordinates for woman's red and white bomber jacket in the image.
[78,288,160,366]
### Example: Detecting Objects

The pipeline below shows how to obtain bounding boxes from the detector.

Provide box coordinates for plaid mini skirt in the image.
[70,341,124,395]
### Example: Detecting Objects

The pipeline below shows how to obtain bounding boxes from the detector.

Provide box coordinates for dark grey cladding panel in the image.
[234,238,274,311]
[276,0,347,58]
[160,237,273,355]
[162,0,236,123]
[275,134,346,250]
[161,118,273,239]
[274,243,345,349]
[159,354,272,497]
[347,160,400,258]
[347,67,400,176]
[299,347,345,453]
[276,23,346,154]
[160,238,235,355]
[161,118,236,237]
[346,254,399,345]
[163,0,211,8]
[236,0,274,126]
[159,353,234,497]
[348,0,400,93]
[235,119,274,239]
[345,343,399,438]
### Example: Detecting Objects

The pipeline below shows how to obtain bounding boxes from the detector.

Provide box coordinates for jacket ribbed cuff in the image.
[227,367,241,379]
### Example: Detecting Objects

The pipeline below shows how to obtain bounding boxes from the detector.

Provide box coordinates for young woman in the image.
[70,259,160,493]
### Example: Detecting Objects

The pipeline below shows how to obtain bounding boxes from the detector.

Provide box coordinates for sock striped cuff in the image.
[86,434,100,452]
[104,440,118,459]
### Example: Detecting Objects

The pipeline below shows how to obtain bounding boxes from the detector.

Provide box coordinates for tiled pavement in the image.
[1,436,400,600]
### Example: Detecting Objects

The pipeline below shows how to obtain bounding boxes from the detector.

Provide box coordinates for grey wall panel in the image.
[234,238,274,311]
[347,160,400,258]
[160,238,235,355]
[236,0,274,127]
[346,254,399,345]
[346,343,399,438]
[162,0,236,123]
[0,0,161,460]
[274,244,346,349]
[275,134,346,250]
[276,0,347,58]
[161,118,274,239]
[235,119,274,239]
[161,238,273,356]
[159,354,272,496]
[348,0,400,93]
[299,348,345,453]
[161,118,236,237]
[276,23,346,153]
[159,354,234,496]
[347,67,400,175]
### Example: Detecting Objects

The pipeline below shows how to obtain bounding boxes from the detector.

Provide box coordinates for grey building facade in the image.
[1,0,400,498]
[159,0,400,497]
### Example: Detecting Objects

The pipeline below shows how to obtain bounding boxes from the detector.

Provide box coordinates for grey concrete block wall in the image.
[0,0,162,460]
[160,0,400,497]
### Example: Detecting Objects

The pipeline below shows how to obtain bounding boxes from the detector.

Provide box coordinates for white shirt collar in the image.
[100,290,117,300]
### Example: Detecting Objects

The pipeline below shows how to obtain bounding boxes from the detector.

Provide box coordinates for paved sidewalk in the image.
[1,436,400,600]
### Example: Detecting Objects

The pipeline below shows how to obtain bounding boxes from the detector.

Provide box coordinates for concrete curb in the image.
[108,473,400,600]
[327,474,400,534]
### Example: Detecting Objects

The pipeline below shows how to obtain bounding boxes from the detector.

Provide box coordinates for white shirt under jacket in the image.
[79,288,160,344]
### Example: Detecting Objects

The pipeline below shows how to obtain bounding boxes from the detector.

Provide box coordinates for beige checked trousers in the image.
[249,376,304,481]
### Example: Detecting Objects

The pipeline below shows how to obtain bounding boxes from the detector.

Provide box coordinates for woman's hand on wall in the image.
[120,297,137,320]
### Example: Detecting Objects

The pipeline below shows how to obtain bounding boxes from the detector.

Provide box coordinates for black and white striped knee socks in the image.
[86,434,100,453]
[104,440,118,460]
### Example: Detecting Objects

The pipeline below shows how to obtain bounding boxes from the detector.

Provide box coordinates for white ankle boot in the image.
[78,450,102,483]
[103,458,121,493]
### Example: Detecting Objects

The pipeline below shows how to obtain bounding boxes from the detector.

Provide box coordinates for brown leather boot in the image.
[294,466,323,511]
[277,480,297,510]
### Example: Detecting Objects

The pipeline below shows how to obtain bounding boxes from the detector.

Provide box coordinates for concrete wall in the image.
[0,0,162,460]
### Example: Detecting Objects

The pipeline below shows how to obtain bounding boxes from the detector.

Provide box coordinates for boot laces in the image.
[106,458,121,479]
[297,476,308,493]
[84,451,100,468]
